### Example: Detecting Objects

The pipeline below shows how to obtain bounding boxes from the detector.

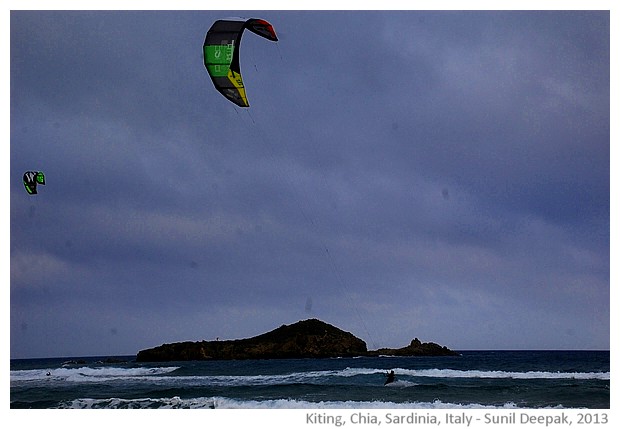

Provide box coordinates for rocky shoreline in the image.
[136,319,459,362]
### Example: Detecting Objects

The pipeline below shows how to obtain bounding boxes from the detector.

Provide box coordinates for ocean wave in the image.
[11,365,609,386]
[282,367,610,381]
[10,366,181,382]
[381,368,611,380]
[57,396,533,409]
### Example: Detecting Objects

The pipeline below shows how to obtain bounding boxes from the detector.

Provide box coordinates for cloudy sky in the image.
[9,9,610,358]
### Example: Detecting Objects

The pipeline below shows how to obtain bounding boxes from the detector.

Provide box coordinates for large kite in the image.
[23,171,45,195]
[203,18,278,107]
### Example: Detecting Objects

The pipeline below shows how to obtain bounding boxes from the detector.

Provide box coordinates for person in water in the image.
[385,370,395,385]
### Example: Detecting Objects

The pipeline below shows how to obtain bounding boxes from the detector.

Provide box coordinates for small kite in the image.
[23,171,45,195]
[203,18,278,107]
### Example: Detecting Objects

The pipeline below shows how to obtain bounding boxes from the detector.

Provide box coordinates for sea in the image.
[10,351,609,410]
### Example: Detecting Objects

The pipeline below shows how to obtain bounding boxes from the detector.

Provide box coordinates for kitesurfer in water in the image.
[385,370,395,385]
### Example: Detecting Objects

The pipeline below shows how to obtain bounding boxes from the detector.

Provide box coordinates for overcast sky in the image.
[9,9,610,358]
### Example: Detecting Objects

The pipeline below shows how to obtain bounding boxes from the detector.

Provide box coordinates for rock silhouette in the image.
[136,319,458,362]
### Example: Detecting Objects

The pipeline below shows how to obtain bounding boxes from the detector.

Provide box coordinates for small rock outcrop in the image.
[368,337,459,357]
[135,319,458,362]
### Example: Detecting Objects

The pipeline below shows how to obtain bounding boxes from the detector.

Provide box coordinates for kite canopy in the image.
[23,171,45,195]
[203,18,278,107]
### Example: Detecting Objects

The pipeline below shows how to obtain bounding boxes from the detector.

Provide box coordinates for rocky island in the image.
[136,319,459,362]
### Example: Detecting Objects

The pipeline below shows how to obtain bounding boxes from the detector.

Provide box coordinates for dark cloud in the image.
[10,10,609,357]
